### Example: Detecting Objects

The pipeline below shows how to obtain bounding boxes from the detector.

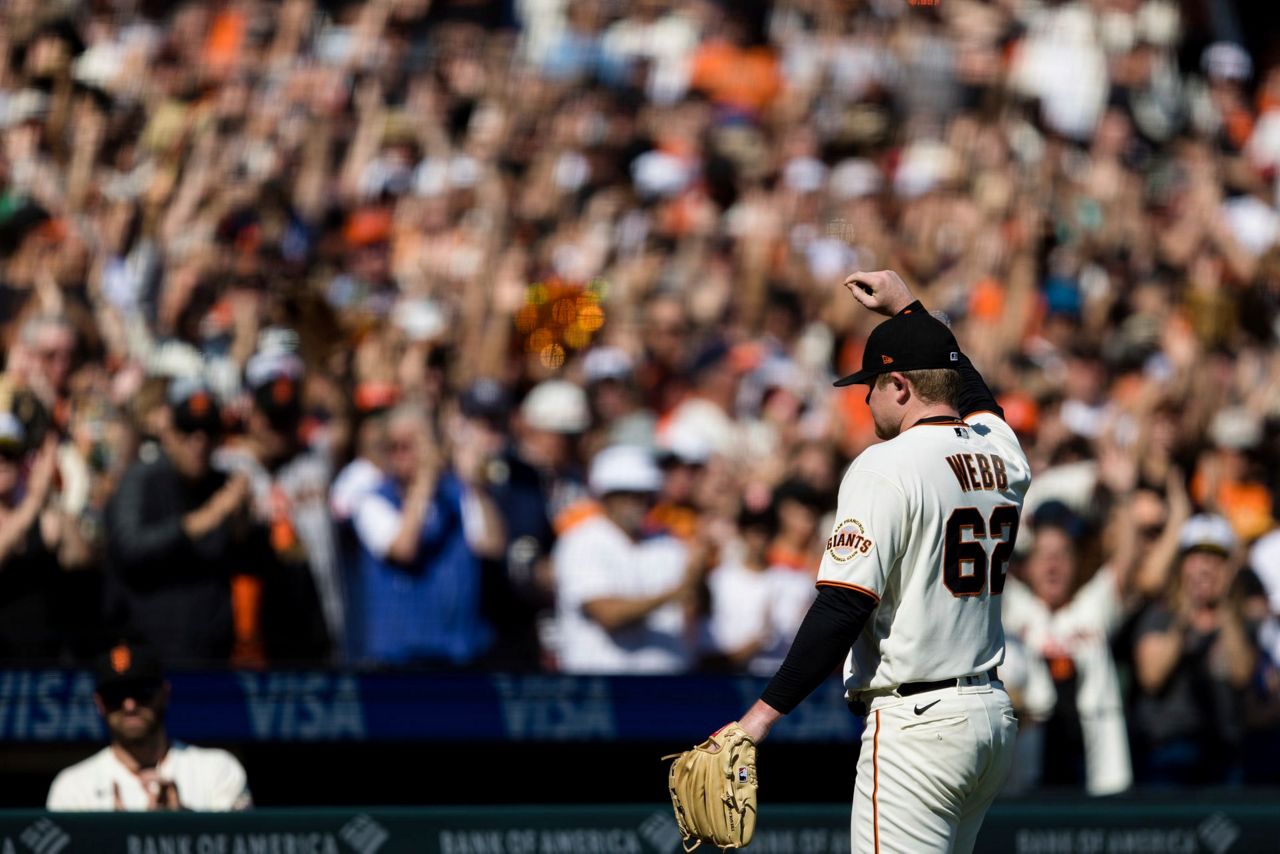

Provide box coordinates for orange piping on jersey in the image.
[873,710,881,854]
[815,579,881,603]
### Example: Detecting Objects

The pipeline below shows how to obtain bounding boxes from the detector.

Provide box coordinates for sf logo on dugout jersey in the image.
[826,518,874,562]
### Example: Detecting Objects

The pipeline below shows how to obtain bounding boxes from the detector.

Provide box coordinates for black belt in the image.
[897,668,998,697]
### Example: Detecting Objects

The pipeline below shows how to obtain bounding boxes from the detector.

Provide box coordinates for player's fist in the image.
[842,270,915,317]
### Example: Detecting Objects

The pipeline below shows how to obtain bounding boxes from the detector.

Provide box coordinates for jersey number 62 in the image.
[942,505,1019,598]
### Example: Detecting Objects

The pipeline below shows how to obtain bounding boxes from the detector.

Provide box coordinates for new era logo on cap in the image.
[833,301,963,387]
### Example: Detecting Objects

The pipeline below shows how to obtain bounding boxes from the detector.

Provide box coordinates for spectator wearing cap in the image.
[551,445,705,673]
[214,348,335,665]
[583,346,655,451]
[103,381,255,665]
[514,380,593,533]
[1131,514,1258,784]
[647,430,711,542]
[47,642,251,811]
[452,379,552,669]
[326,206,396,319]
[0,413,92,662]
[349,403,495,666]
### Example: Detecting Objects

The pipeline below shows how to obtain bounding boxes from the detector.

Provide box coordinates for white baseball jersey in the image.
[817,412,1031,696]
[47,742,252,811]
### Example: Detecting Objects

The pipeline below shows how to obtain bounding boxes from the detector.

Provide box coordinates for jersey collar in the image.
[908,414,967,430]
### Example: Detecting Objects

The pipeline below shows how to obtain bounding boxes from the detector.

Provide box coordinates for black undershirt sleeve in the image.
[896,300,1004,421]
[952,351,1004,420]
[759,585,878,715]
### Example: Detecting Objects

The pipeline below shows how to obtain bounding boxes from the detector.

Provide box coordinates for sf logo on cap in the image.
[110,644,131,674]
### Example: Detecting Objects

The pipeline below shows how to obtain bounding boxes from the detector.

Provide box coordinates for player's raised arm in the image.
[842,270,915,317]
[841,270,1005,421]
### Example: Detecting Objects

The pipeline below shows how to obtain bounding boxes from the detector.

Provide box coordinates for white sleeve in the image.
[352,494,403,559]
[769,573,817,643]
[460,488,489,548]
[815,468,908,602]
[206,752,253,812]
[554,529,617,607]
[46,770,84,811]
[1075,565,1122,635]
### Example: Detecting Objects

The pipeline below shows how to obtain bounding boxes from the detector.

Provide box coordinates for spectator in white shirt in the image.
[705,500,816,675]
[552,445,705,673]
[47,642,251,811]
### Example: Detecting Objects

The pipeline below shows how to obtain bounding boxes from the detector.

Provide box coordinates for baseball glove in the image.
[663,721,758,851]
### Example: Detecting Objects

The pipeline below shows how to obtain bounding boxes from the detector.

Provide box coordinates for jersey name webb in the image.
[944,451,1009,493]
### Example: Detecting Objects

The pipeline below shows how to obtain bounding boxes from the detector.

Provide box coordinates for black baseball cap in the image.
[168,378,222,435]
[460,378,512,423]
[833,302,962,386]
[245,350,304,430]
[94,642,164,695]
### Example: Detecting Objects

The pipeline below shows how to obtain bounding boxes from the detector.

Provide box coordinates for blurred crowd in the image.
[1,0,1279,791]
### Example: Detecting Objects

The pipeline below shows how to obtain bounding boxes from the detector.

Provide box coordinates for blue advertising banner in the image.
[0,670,860,744]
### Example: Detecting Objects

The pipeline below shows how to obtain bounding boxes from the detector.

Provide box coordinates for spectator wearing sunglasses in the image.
[47,641,251,811]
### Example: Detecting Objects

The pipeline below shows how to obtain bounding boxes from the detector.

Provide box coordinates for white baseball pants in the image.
[852,679,1017,853]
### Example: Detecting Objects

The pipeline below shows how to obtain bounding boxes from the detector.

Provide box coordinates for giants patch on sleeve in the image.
[826,518,874,562]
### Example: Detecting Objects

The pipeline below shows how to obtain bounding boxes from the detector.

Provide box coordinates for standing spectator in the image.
[766,478,825,574]
[350,403,497,666]
[0,414,91,662]
[330,409,392,663]
[1003,468,1190,795]
[454,378,553,669]
[216,347,334,664]
[552,444,702,673]
[704,500,815,675]
[103,381,254,666]
[1003,505,1128,794]
[1132,514,1258,785]
[514,379,592,532]
[47,642,251,811]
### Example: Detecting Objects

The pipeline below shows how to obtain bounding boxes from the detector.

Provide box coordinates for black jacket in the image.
[104,453,251,665]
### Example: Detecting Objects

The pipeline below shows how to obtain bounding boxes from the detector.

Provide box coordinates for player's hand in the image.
[139,770,182,811]
[842,270,915,317]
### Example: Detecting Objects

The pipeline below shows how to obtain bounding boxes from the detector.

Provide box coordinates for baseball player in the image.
[47,642,252,811]
[730,270,1031,853]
